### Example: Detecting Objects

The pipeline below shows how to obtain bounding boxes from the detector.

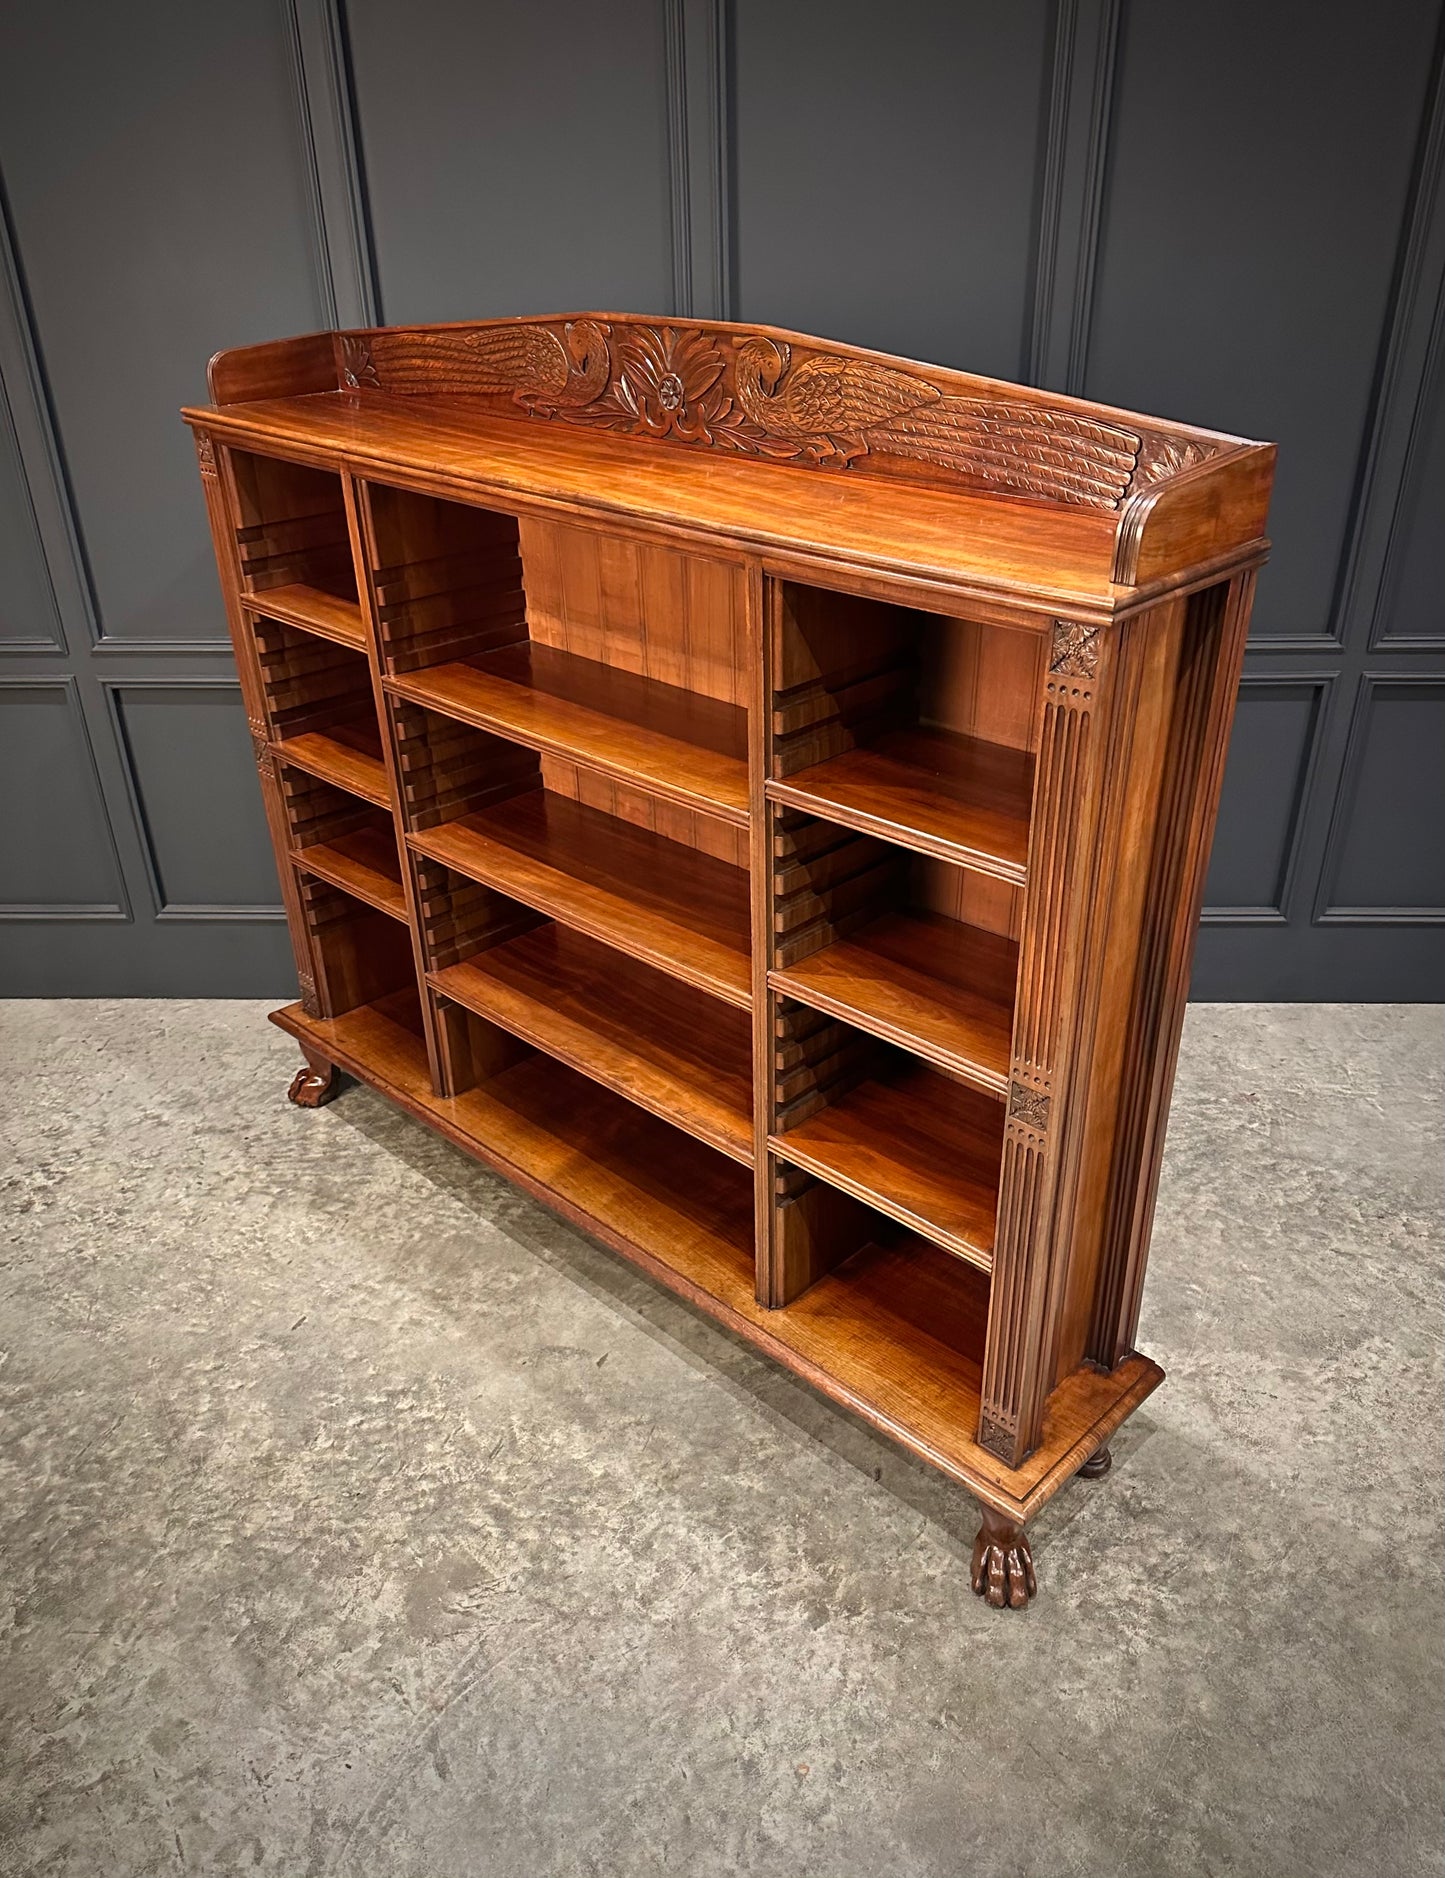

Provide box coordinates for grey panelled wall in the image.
[0,0,1441,999]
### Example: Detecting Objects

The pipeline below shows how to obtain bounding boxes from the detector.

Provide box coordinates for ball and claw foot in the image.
[287,1053,339,1108]
[970,1505,1037,1610]
[1078,1444,1113,1480]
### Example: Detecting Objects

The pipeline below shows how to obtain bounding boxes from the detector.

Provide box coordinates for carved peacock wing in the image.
[869,398,1142,509]
[461,325,573,400]
[735,337,940,440]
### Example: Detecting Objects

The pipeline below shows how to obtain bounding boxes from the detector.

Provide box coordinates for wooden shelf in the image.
[388,643,749,825]
[275,997,757,1310]
[432,924,753,1163]
[771,911,1018,1095]
[773,1054,1004,1269]
[411,790,751,1008]
[271,994,1162,1514]
[769,727,1034,882]
[277,721,390,805]
[294,823,406,920]
[246,580,366,650]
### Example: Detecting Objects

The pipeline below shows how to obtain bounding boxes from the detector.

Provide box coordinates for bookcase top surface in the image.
[186,313,1275,615]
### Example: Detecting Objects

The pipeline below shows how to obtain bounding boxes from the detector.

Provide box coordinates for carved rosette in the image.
[1049,620,1101,679]
[357,318,1221,509]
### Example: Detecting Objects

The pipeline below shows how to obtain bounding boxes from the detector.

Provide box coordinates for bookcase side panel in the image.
[1088,571,1258,1368]
[197,430,321,1015]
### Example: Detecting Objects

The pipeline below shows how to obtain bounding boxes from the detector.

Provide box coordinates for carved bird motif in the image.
[462,318,610,409]
[735,335,936,441]
[735,333,1142,507]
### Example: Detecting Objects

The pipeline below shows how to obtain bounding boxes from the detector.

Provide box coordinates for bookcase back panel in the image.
[922,617,1045,755]
[229,451,356,601]
[541,756,749,869]
[912,858,1024,944]
[519,518,747,708]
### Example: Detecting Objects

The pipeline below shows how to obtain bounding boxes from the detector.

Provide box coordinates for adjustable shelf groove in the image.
[188,313,1273,1610]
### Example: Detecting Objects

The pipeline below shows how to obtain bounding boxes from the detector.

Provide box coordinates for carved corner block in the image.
[1049,619,1101,680]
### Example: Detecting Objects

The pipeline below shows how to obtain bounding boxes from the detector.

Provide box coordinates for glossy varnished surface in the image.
[269,994,1160,1516]
[410,790,752,1007]
[192,392,1137,612]
[431,924,754,1163]
[293,824,406,920]
[387,642,749,823]
[771,910,1017,1094]
[768,728,1034,881]
[774,1054,1006,1269]
[245,579,367,651]
[276,723,390,806]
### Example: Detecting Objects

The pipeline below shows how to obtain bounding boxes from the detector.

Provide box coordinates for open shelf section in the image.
[296,825,406,919]
[388,641,749,825]
[768,580,1041,880]
[296,873,418,1020]
[410,788,752,1009]
[774,910,1017,1094]
[431,922,753,1164]
[769,728,1033,879]
[278,723,389,805]
[228,449,358,609]
[769,807,1020,1093]
[287,992,756,1311]
[771,1016,1004,1269]
[280,768,405,918]
[246,580,367,651]
[271,993,1161,1509]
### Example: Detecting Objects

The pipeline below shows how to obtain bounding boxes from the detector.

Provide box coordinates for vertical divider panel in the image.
[344,472,448,1094]
[746,560,775,1304]
[200,431,323,1016]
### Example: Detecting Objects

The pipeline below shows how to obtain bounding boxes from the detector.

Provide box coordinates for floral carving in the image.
[195,432,217,478]
[362,317,1222,509]
[614,326,731,441]
[1049,620,1101,680]
[1132,435,1207,489]
[1008,1082,1052,1132]
[341,335,381,389]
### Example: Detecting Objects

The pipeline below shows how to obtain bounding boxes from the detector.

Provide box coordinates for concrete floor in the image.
[0,1001,1440,1878]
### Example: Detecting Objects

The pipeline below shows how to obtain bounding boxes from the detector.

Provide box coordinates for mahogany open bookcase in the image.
[186,315,1273,1610]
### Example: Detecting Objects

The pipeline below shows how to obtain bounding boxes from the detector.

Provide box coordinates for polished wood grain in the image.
[431,922,753,1163]
[410,788,752,1007]
[191,394,1245,617]
[270,992,1161,1519]
[773,1050,1005,1269]
[201,316,1273,605]
[193,313,1273,1601]
[387,641,749,824]
[277,723,390,806]
[245,580,367,650]
[294,822,406,920]
[771,909,1017,1094]
[768,728,1034,881]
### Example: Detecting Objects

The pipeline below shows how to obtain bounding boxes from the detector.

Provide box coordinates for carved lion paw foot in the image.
[287,1058,339,1107]
[970,1507,1037,1610]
